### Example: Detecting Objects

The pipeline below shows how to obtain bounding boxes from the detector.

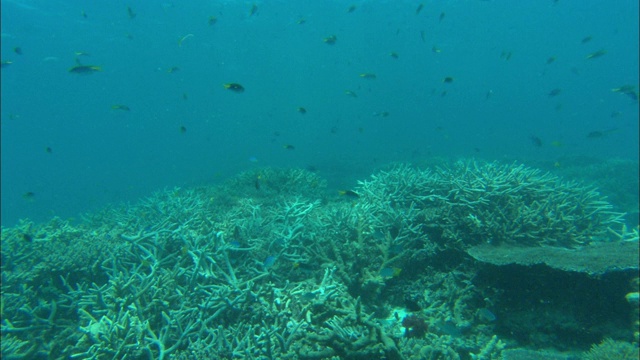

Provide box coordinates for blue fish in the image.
[263,256,277,269]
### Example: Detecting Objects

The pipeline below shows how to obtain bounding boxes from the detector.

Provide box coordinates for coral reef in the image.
[1,162,635,359]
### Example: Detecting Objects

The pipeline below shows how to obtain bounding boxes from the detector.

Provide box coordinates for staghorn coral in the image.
[355,160,624,248]
[0,161,634,359]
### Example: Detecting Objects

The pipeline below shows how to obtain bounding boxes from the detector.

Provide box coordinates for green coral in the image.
[583,338,639,360]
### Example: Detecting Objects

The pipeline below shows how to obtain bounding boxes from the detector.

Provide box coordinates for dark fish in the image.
[389,52,399,59]
[81,10,87,18]
[347,5,357,13]
[439,12,445,22]
[283,144,295,150]
[179,126,187,134]
[249,4,258,17]
[297,107,307,114]
[587,129,617,138]
[546,56,556,64]
[208,16,217,26]
[443,77,454,83]
[360,73,376,79]
[1,60,13,68]
[611,85,638,101]
[22,233,33,242]
[581,35,592,44]
[415,4,424,14]
[548,88,561,97]
[323,35,337,45]
[529,135,543,147]
[127,6,136,19]
[255,175,261,190]
[22,192,35,200]
[167,66,180,73]
[338,190,359,198]
[13,47,22,55]
[45,147,53,154]
[223,83,244,93]
[111,104,130,111]
[69,65,102,74]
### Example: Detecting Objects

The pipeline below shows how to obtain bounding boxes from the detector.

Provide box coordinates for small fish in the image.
[372,111,389,117]
[223,83,245,93]
[263,255,277,268]
[477,308,496,322]
[167,66,180,73]
[111,104,130,111]
[22,191,35,200]
[443,76,454,83]
[344,90,357,97]
[380,267,402,278]
[323,35,337,45]
[22,233,33,243]
[338,190,359,198]
[587,129,617,138]
[500,50,512,60]
[13,47,22,55]
[610,111,621,118]
[74,51,91,57]
[208,16,217,26]
[611,85,638,101]
[529,135,543,147]
[81,10,87,18]
[45,146,53,153]
[439,12,445,22]
[359,73,376,79]
[432,46,442,53]
[127,6,136,19]
[546,56,556,64]
[389,52,399,59]
[283,144,295,150]
[548,88,561,97]
[255,175,261,190]
[585,49,606,59]
[69,65,102,74]
[249,3,258,17]
[296,18,306,25]
[1,60,13,68]
[178,34,193,47]
[301,292,317,301]
[420,30,426,43]
[415,4,424,15]
[297,107,307,114]
[179,125,187,134]
[389,244,404,254]
[347,5,357,13]
[581,35,592,44]
[550,140,563,147]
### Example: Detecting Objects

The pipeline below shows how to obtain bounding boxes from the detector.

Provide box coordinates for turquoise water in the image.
[1,0,638,226]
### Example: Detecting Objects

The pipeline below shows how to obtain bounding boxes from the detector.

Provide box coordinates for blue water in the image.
[2,0,638,226]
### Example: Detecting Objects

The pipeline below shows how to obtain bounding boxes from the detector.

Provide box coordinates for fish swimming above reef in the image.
[323,35,337,45]
[360,73,376,79]
[111,104,130,111]
[587,128,618,138]
[611,85,638,101]
[338,189,359,198]
[585,49,606,59]
[223,83,244,93]
[69,64,102,74]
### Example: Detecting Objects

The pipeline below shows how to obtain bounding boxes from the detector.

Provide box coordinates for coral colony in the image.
[1,161,638,359]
